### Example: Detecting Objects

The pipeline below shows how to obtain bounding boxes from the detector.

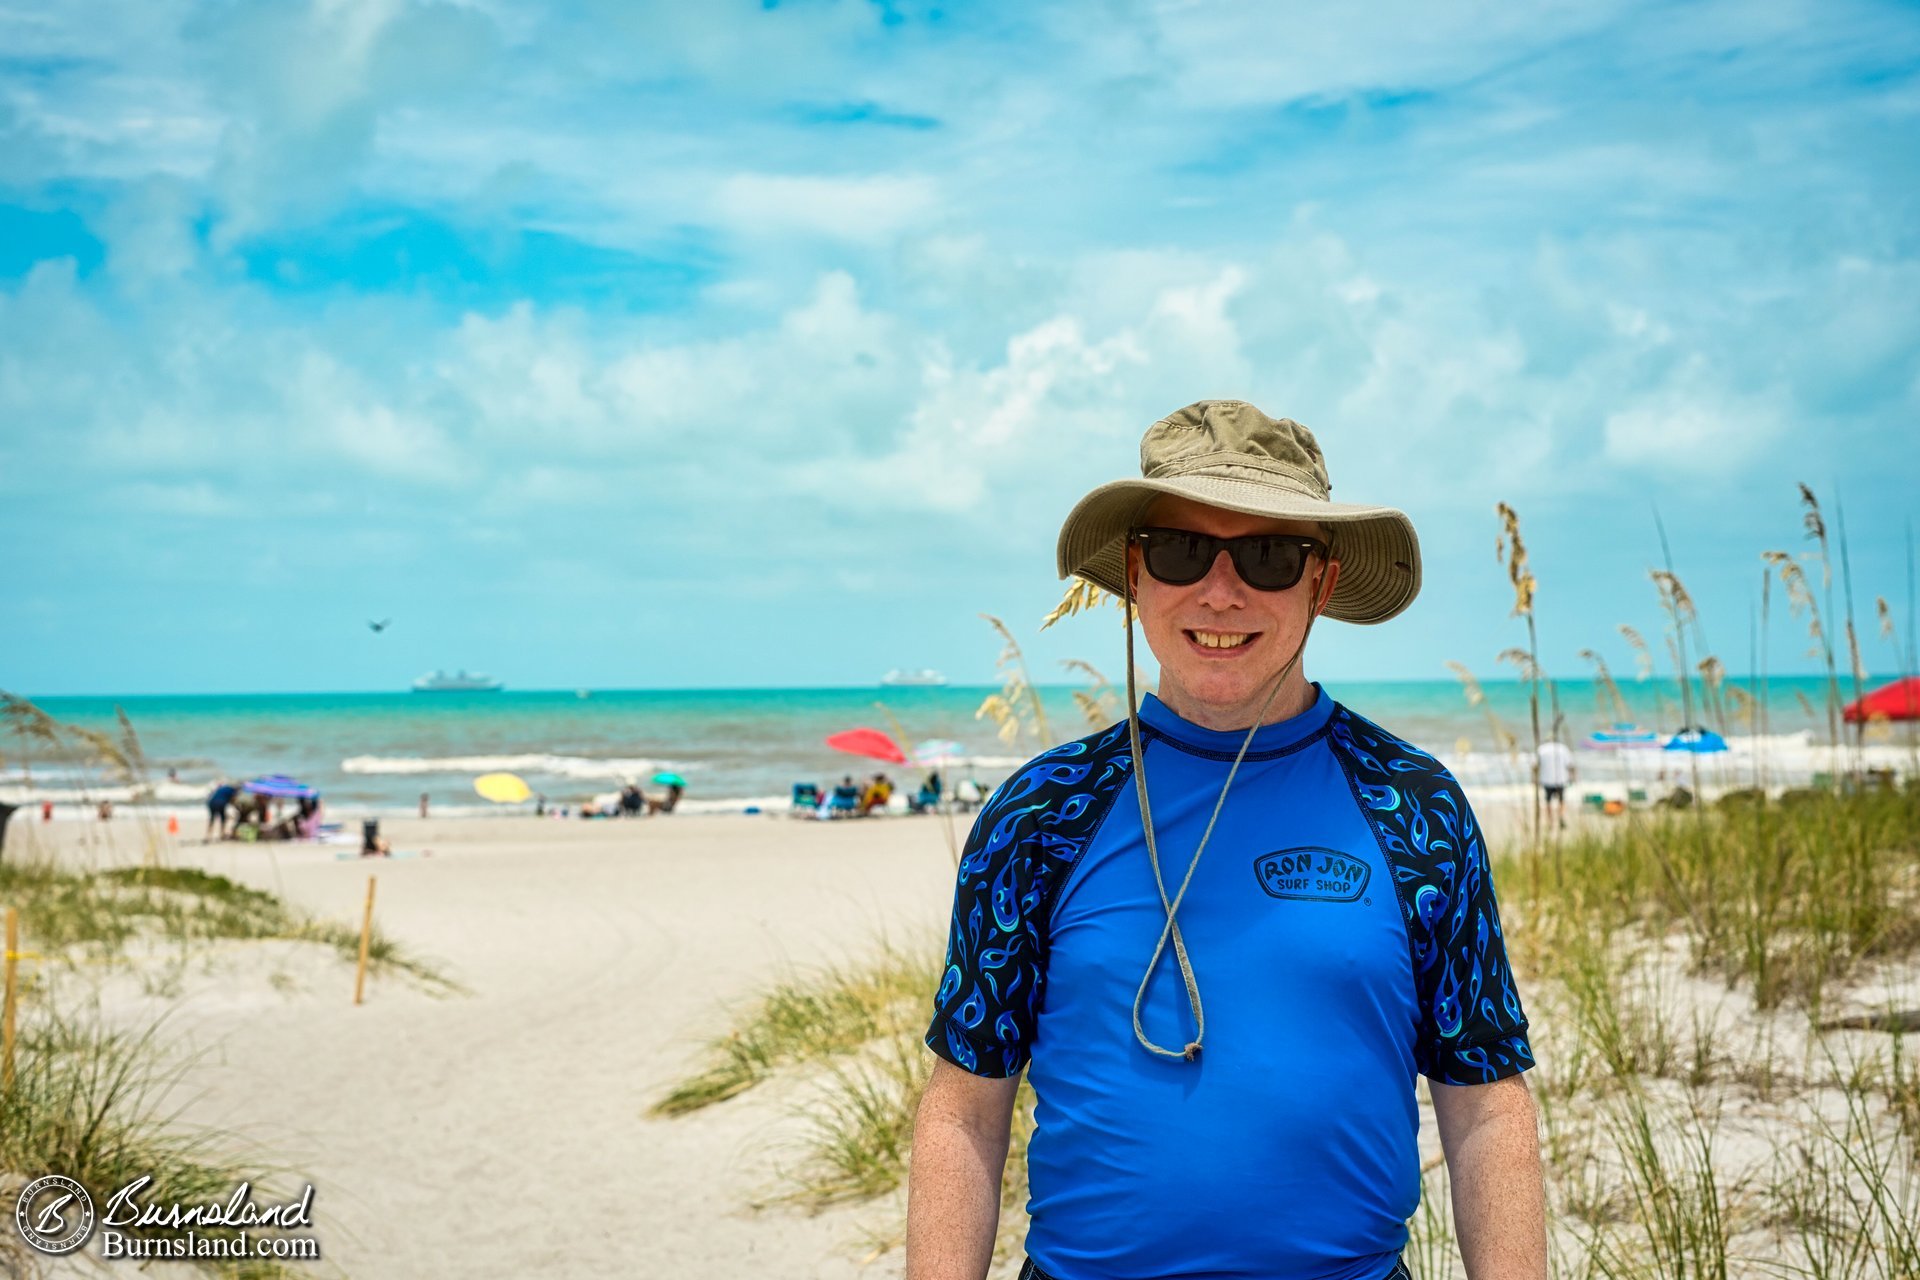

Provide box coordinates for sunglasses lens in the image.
[1141,531,1214,585]
[1234,536,1308,591]
[1137,529,1316,591]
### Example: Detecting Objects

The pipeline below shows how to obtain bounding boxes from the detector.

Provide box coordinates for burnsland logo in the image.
[13,1174,320,1262]
[1254,847,1371,902]
[14,1175,96,1255]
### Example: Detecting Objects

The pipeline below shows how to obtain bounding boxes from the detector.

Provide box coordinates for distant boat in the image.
[411,669,504,693]
[881,668,947,687]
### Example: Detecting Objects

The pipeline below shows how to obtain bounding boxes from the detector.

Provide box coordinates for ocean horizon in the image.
[6,675,1910,817]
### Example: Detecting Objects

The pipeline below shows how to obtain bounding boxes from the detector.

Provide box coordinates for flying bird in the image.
[368,618,392,633]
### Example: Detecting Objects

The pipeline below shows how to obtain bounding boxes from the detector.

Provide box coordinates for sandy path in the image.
[24,813,964,1279]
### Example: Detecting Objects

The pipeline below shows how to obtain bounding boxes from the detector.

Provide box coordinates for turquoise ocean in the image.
[6,675,1899,817]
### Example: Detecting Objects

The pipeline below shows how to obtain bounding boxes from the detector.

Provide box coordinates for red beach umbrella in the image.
[1842,676,1920,723]
[826,727,908,764]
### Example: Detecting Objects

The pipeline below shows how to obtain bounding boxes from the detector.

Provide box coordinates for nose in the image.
[1191,547,1248,608]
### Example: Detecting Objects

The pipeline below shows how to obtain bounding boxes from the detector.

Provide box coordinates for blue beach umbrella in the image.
[1663,728,1728,754]
[244,774,318,799]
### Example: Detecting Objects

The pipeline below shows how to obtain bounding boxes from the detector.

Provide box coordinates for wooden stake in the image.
[353,876,377,1006]
[4,906,18,1091]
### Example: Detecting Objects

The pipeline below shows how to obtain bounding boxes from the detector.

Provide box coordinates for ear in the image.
[1312,555,1341,616]
[1126,542,1141,595]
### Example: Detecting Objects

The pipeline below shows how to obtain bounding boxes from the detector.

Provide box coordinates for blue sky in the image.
[2,0,1917,695]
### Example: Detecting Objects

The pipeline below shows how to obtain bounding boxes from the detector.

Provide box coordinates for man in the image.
[1535,730,1575,830]
[205,779,238,841]
[905,402,1545,1280]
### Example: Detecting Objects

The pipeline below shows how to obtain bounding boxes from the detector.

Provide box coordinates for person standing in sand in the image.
[906,402,1545,1280]
[1535,729,1575,830]
[205,779,238,841]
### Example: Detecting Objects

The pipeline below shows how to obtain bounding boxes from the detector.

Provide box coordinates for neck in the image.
[1155,671,1317,733]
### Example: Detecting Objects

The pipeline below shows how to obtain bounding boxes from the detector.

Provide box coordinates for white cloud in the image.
[1602,363,1787,472]
[712,173,941,242]
[4,0,1919,694]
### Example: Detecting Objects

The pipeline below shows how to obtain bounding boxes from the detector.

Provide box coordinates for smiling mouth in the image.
[1186,630,1258,652]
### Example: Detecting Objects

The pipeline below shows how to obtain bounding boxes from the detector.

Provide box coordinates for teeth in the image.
[1193,632,1251,649]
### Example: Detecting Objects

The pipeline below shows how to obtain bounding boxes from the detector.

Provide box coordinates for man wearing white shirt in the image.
[1535,733,1575,829]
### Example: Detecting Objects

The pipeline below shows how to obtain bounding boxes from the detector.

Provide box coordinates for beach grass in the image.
[651,938,941,1118]
[0,855,452,990]
[1504,783,1920,1014]
[0,1012,304,1278]
[661,784,1920,1278]
[654,936,1044,1234]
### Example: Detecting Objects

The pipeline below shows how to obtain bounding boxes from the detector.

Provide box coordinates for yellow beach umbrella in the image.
[473,772,532,804]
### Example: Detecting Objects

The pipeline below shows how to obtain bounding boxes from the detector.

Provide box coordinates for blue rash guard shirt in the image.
[925,686,1533,1280]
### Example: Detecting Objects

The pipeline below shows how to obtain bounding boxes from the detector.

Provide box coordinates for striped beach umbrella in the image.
[244,774,317,799]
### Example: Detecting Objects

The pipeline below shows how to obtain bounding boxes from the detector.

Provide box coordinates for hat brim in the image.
[1055,475,1421,625]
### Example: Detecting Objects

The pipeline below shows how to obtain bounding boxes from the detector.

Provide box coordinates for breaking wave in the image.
[340,754,674,781]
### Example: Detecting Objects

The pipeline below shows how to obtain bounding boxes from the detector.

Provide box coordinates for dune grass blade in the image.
[653,941,941,1117]
[1497,786,1920,1012]
[0,1013,300,1278]
[1585,1086,1734,1280]
[0,855,451,990]
[782,1034,931,1208]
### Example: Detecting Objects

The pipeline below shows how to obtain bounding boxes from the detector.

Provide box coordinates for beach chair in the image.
[791,783,821,813]
[826,785,861,818]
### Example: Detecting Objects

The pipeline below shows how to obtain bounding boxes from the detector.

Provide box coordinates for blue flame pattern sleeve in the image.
[1328,706,1534,1086]
[924,721,1134,1078]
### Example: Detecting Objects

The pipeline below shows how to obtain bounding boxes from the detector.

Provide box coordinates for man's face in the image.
[1127,494,1339,727]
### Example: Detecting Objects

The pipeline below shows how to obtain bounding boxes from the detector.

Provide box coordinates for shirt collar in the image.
[1136,682,1334,754]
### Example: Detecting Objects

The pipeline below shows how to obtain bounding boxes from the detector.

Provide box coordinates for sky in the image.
[1,0,1917,696]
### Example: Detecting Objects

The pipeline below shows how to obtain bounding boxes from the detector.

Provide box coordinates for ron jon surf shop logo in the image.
[1255,847,1371,902]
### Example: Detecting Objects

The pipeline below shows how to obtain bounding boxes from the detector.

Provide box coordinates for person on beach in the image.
[1535,729,1575,830]
[906,402,1545,1280]
[828,775,862,818]
[646,782,685,814]
[205,780,238,841]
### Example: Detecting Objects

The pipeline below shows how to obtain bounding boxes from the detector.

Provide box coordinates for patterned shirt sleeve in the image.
[923,777,1053,1078]
[1330,709,1534,1086]
[922,727,1133,1078]
[1407,783,1533,1084]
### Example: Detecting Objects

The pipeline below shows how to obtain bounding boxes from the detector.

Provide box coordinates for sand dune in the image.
[23,813,966,1278]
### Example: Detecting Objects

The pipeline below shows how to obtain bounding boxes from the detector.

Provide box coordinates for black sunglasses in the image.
[1131,526,1329,592]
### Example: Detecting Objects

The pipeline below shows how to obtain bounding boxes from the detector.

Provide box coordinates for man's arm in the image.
[1431,1074,1547,1280]
[905,1059,1021,1280]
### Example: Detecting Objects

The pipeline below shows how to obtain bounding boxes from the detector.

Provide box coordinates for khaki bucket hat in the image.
[1055,399,1421,624]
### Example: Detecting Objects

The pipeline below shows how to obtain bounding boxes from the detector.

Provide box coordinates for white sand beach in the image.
[19,813,971,1279]
[11,768,1916,1279]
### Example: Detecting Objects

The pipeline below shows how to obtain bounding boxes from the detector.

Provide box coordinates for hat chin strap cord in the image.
[1122,563,1332,1063]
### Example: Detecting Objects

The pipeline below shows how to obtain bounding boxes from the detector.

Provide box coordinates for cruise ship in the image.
[411,669,504,693]
[880,668,947,687]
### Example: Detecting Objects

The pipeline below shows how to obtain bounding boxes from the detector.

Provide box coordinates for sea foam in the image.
[340,754,675,781]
